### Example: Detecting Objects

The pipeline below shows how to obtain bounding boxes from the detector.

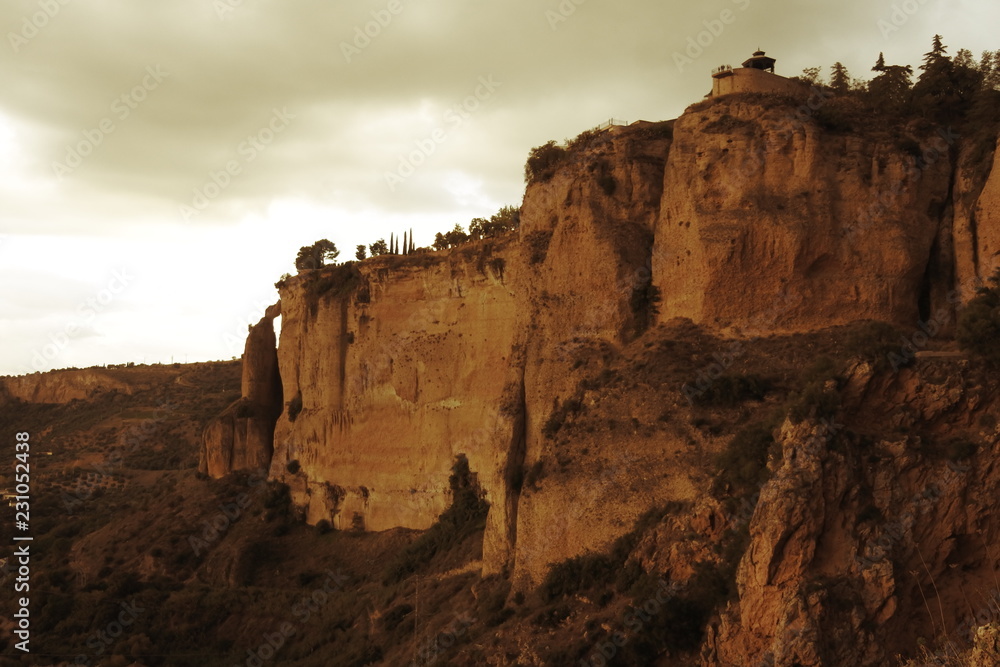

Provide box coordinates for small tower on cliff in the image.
[711,49,807,98]
[741,49,776,73]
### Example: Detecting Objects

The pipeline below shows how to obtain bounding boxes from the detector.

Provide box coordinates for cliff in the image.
[202,94,1000,662]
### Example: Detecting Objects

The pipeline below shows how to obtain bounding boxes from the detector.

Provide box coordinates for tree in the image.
[295,239,339,271]
[432,233,447,250]
[524,141,567,183]
[872,52,886,73]
[444,224,469,248]
[830,62,851,94]
[489,205,520,234]
[355,245,367,260]
[869,53,913,115]
[800,66,822,85]
[369,239,388,256]
[958,271,1000,365]
[409,228,415,254]
[468,218,489,239]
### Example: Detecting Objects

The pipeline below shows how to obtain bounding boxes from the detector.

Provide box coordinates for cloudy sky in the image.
[0,0,995,376]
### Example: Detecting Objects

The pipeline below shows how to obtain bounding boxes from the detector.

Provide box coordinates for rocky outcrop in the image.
[268,252,519,553]
[706,361,1000,666]
[200,303,282,477]
[654,97,956,334]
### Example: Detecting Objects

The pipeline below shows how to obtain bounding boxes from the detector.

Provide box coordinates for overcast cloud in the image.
[0,0,995,375]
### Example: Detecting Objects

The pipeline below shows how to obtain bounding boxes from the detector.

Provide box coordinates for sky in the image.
[0,0,996,376]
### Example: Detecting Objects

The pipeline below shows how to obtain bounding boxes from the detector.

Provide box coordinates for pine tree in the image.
[873,52,886,72]
[830,62,851,94]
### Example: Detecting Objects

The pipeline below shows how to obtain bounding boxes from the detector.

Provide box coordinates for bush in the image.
[524,141,568,183]
[845,320,903,370]
[712,419,779,497]
[524,230,553,265]
[540,505,679,602]
[383,455,490,583]
[692,374,770,407]
[286,459,301,474]
[523,460,545,490]
[958,272,1000,365]
[629,280,661,336]
[287,395,303,422]
[786,380,841,423]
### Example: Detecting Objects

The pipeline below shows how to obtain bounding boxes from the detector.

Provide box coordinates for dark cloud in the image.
[0,0,994,372]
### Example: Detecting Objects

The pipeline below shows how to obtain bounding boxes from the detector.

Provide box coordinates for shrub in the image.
[542,396,583,439]
[525,230,553,265]
[540,505,679,602]
[315,519,333,535]
[958,272,1000,365]
[786,380,841,423]
[845,320,903,370]
[712,419,779,497]
[383,455,490,583]
[692,374,770,407]
[287,395,303,422]
[286,459,300,474]
[523,460,545,490]
[629,280,661,335]
[524,141,568,183]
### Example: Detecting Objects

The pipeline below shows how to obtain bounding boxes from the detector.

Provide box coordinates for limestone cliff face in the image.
[0,369,137,404]
[508,124,675,585]
[268,252,519,563]
[952,138,1000,302]
[200,304,282,477]
[654,98,957,333]
[203,96,1000,598]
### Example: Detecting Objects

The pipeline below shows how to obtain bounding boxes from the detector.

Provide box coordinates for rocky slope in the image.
[200,94,1000,663]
